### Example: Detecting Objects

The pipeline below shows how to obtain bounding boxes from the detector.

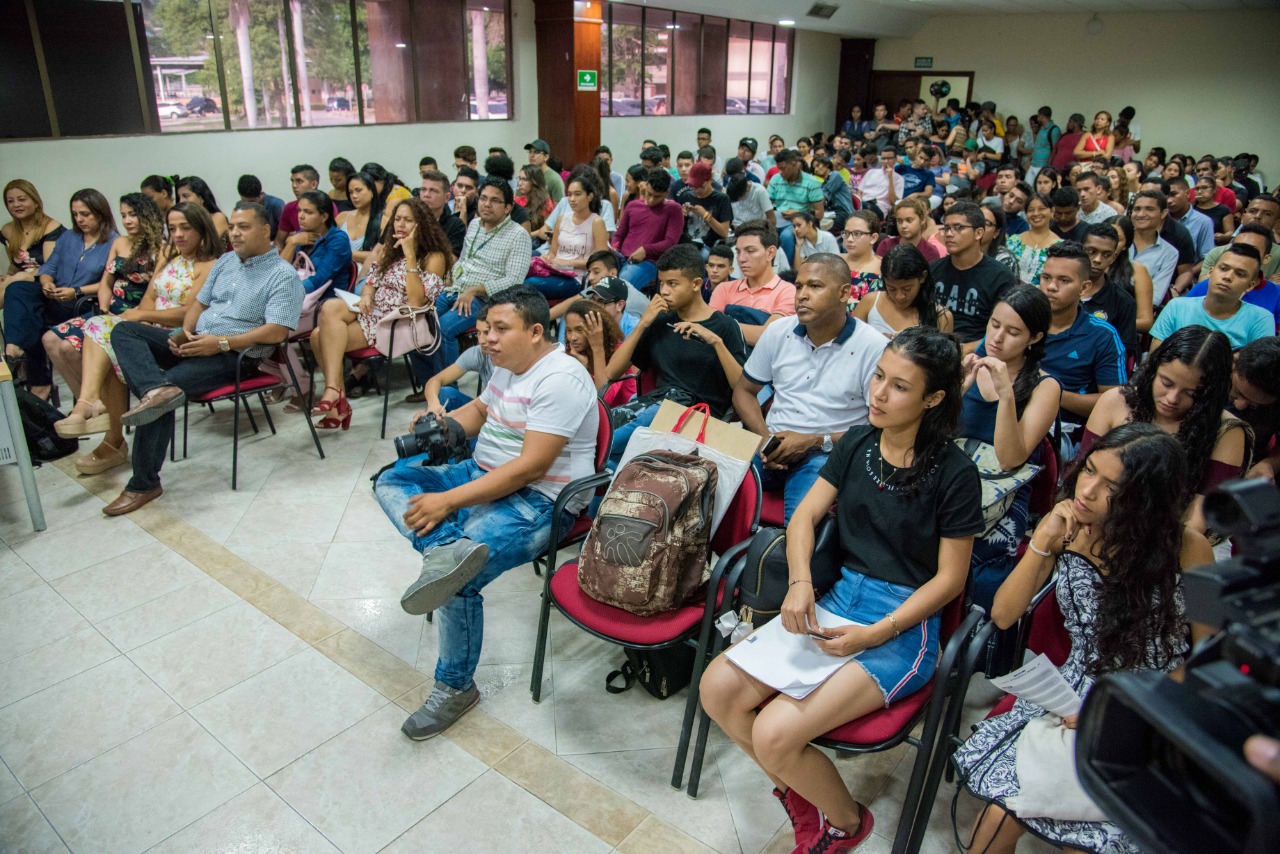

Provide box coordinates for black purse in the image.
[605,645,696,700]
[737,516,843,627]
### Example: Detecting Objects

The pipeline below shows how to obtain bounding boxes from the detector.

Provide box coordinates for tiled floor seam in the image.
[46,457,664,853]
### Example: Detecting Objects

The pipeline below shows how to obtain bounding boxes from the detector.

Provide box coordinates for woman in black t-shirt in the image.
[700,326,982,852]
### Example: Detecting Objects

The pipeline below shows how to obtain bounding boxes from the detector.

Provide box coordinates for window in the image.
[771,27,792,114]
[208,0,293,129]
[605,2,642,117]
[749,24,773,115]
[293,0,359,127]
[725,19,750,115]
[357,0,413,124]
[141,0,223,132]
[642,9,671,116]
[2,0,54,138]
[464,0,509,121]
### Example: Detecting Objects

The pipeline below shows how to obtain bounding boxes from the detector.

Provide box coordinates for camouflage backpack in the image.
[578,450,718,616]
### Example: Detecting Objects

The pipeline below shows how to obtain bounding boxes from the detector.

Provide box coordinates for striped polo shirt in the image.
[767,172,824,214]
[475,348,599,512]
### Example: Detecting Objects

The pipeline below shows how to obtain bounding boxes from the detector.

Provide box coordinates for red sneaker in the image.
[804,804,875,853]
[773,786,821,845]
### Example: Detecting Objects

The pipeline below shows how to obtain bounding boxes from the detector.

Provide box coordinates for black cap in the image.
[738,137,758,154]
[583,276,628,304]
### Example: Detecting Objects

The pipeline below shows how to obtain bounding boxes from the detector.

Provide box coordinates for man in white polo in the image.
[730,253,888,523]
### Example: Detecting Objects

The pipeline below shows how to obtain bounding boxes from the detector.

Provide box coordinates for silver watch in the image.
[821,433,833,453]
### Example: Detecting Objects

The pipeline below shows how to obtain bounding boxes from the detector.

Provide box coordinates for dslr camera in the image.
[1076,479,1280,854]
[392,412,469,465]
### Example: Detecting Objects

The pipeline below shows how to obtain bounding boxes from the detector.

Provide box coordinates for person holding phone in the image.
[702,327,982,852]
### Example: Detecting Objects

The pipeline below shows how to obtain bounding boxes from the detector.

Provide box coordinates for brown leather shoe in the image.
[403,389,425,403]
[121,385,185,428]
[103,487,163,517]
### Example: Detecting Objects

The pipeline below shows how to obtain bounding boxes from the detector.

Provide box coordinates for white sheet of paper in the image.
[334,289,361,310]
[725,606,864,700]
[989,652,1082,717]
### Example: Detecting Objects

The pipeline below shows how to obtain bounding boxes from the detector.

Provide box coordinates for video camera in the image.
[392,412,470,465]
[1076,479,1280,854]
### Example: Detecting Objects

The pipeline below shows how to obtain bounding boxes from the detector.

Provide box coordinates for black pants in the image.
[3,280,84,386]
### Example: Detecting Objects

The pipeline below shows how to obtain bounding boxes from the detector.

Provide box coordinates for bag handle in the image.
[605,662,636,694]
[672,402,711,443]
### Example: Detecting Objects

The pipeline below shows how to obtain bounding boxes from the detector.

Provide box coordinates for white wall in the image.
[874,11,1280,177]
[0,10,840,214]
[601,28,841,161]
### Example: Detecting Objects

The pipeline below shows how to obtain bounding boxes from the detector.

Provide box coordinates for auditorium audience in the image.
[1187,224,1280,329]
[336,171,385,267]
[175,176,229,244]
[611,169,683,298]
[515,164,554,242]
[139,175,176,222]
[1005,193,1061,285]
[708,221,795,346]
[1229,336,1280,480]
[838,210,883,303]
[278,190,352,295]
[1079,222,1138,353]
[1199,194,1280,282]
[852,243,952,337]
[0,179,64,308]
[933,202,1017,351]
[1150,244,1272,350]
[876,198,946,262]
[562,299,635,407]
[1127,189,1179,304]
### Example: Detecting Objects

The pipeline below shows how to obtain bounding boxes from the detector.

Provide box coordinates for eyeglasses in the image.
[938,225,977,234]
[842,230,872,239]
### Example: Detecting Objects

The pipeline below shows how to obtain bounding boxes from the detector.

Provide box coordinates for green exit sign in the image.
[577,70,598,91]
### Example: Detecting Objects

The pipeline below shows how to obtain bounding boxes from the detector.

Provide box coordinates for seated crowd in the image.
[3,101,1279,854]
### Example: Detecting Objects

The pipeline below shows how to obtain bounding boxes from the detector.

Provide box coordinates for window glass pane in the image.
[357,0,413,124]
[642,8,671,116]
[749,24,772,115]
[208,0,292,129]
[291,0,357,126]
[141,0,224,133]
[39,0,148,137]
[465,0,508,120]
[669,12,700,117]
[1,0,54,138]
[608,3,641,117]
[599,16,608,117]
[725,19,749,115]
[771,28,791,114]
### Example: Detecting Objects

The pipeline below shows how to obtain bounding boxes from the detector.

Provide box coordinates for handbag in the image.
[292,249,333,337]
[527,255,577,279]
[604,645,696,700]
[374,303,442,359]
[1005,715,1108,822]
[956,438,1042,537]
[737,517,843,627]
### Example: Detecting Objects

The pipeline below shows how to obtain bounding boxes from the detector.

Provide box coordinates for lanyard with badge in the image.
[455,216,510,281]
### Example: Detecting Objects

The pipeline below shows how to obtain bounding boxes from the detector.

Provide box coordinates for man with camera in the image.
[374,286,599,741]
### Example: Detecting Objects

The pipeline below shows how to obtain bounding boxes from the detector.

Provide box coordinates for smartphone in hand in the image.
[807,627,836,640]
[761,434,781,457]
[168,328,189,346]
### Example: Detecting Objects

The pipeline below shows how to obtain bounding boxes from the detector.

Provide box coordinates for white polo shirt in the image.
[743,315,888,435]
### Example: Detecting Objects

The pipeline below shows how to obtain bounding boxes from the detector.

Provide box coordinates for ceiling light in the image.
[778,20,795,26]
[394,42,407,48]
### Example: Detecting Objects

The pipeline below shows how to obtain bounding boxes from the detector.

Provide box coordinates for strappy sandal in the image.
[55,399,111,438]
[310,385,343,416]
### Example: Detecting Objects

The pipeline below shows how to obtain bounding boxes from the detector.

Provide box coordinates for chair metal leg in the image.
[278,344,324,460]
[529,581,554,703]
[686,702,716,799]
[169,418,175,462]
[673,630,724,792]
[378,354,393,440]
[244,399,259,434]
[231,394,241,490]
[259,393,276,434]
[182,401,189,458]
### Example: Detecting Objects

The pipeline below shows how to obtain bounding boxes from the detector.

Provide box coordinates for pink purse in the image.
[374,303,441,359]
[292,250,333,336]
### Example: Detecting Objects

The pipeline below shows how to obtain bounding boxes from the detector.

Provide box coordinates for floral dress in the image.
[1005,234,1054,286]
[357,258,445,345]
[951,551,1186,853]
[49,254,154,351]
[848,270,882,310]
[87,257,198,380]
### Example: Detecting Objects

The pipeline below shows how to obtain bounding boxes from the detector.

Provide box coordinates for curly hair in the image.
[1059,423,1188,675]
[883,326,964,495]
[376,198,454,272]
[562,299,623,376]
[118,192,165,265]
[1121,326,1232,504]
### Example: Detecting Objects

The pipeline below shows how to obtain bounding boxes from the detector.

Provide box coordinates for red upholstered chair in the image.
[529,468,763,787]
[1027,436,1060,520]
[181,345,325,489]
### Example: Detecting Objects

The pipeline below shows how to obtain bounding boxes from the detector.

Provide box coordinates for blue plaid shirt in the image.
[195,249,303,357]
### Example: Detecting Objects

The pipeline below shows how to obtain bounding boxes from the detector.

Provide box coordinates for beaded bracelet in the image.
[885,612,901,638]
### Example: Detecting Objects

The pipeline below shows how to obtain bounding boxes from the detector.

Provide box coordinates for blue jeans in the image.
[777,222,796,267]
[410,291,485,381]
[722,304,772,326]
[754,451,828,525]
[607,401,660,468]
[619,260,657,291]
[525,275,584,300]
[437,386,472,411]
[374,456,566,690]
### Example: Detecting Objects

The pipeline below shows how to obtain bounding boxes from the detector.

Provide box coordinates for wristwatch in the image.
[218,337,230,352]
[821,433,833,453]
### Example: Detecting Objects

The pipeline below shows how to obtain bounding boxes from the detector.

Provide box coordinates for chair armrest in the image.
[551,471,612,523]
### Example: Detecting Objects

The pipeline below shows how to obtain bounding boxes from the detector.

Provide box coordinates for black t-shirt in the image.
[1160,217,1198,266]
[931,254,1018,344]
[509,202,529,226]
[1051,220,1090,243]
[1196,203,1231,234]
[1082,280,1138,354]
[674,188,733,247]
[632,309,747,417]
[1232,401,1280,465]
[437,210,466,258]
[819,426,983,588]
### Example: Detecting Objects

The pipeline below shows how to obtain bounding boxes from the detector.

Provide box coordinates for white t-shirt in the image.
[475,348,599,512]
[731,182,775,228]
[797,230,840,261]
[743,315,888,434]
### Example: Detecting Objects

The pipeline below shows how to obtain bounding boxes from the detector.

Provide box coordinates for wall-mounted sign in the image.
[577,70,598,91]
[914,56,933,69]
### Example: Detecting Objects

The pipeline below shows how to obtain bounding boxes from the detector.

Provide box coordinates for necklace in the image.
[877,444,897,491]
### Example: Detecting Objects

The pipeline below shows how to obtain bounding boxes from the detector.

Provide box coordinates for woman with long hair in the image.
[1073,111,1115,161]
[309,198,451,429]
[1162,158,1186,182]
[336,171,385,266]
[1032,167,1061,197]
[701,327,981,853]
[874,198,947,263]
[516,164,553,241]
[590,156,620,221]
[140,174,177,220]
[1193,176,1235,244]
[359,161,411,205]
[1084,325,1248,542]
[0,179,65,308]
[328,157,356,213]
[54,203,221,474]
[839,209,883,305]
[960,284,1061,675]
[562,299,634,407]
[43,193,165,396]
[175,176,228,244]
[979,203,1018,277]
[4,189,117,400]
[1109,216,1155,334]
[852,242,951,336]
[279,189,352,294]
[620,163,646,211]
[1005,193,1061,285]
[955,422,1212,854]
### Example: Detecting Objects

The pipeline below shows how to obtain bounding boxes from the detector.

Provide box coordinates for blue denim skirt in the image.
[819,571,940,707]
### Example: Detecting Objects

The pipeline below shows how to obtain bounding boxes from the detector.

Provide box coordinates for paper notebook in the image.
[334,289,361,310]
[725,606,865,700]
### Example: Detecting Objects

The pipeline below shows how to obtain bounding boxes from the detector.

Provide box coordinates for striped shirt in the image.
[475,348,599,512]
[195,249,303,358]
[767,172,824,214]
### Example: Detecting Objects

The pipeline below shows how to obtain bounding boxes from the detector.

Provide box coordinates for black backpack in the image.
[15,387,78,463]
[736,516,843,628]
[605,645,696,700]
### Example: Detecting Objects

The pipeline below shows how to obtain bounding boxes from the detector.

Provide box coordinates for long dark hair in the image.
[167,202,222,262]
[296,189,337,231]
[724,157,751,203]
[1059,423,1188,675]
[883,326,964,494]
[69,188,116,241]
[359,162,406,203]
[347,171,385,251]
[377,198,454,271]
[1107,216,1137,296]
[567,169,603,215]
[1121,326,1233,503]
[983,205,1008,258]
[993,283,1051,415]
[176,176,221,214]
[118,192,165,262]
[563,299,624,376]
[881,242,940,329]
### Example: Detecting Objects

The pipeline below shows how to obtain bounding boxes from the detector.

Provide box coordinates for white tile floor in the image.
[0,373,1058,853]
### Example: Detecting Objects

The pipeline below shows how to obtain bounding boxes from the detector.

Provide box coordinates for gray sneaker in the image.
[400,538,490,616]
[401,681,480,740]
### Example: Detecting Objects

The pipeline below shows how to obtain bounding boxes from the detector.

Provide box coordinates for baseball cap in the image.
[687,162,713,189]
[738,137,758,154]
[583,276,628,304]
[524,139,550,154]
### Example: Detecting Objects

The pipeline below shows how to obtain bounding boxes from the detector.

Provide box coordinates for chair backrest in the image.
[937,588,967,645]
[637,367,659,396]
[710,467,762,555]
[1025,583,1070,667]
[1028,435,1059,516]
[592,398,612,474]
[348,260,359,291]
